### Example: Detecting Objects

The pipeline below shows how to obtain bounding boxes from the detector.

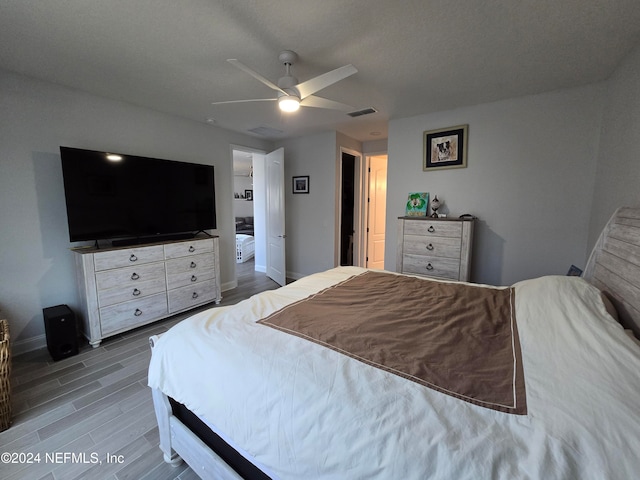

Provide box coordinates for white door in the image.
[266,148,286,285]
[366,155,387,270]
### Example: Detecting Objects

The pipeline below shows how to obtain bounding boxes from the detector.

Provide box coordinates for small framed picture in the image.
[567,265,583,276]
[406,192,429,216]
[292,176,309,194]
[245,189,253,201]
[423,125,468,171]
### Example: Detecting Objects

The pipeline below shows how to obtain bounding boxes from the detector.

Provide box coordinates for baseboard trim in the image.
[286,271,306,281]
[13,333,47,356]
[221,280,238,292]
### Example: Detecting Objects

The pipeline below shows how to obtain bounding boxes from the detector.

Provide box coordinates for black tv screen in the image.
[60,147,216,243]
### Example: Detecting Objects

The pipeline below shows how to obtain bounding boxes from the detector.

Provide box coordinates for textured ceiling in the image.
[2,0,640,142]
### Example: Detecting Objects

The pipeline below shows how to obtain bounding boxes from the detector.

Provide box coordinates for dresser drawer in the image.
[167,268,216,290]
[403,235,462,259]
[100,293,168,336]
[93,245,165,271]
[164,238,214,259]
[166,253,215,290]
[168,280,217,314]
[95,262,166,291]
[402,254,460,280]
[403,220,462,238]
[97,277,166,308]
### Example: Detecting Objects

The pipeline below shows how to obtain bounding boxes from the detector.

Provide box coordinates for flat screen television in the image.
[60,146,216,244]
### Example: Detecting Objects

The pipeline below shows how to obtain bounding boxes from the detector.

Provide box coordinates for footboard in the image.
[149,335,244,480]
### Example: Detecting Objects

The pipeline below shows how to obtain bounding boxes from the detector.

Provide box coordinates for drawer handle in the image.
[427,226,435,233]
[426,263,434,271]
[134,308,142,317]
[188,246,195,252]
[130,254,138,262]
[191,275,197,282]
[131,273,140,280]
[192,292,199,299]
[190,261,197,268]
[132,288,141,296]
[426,243,434,250]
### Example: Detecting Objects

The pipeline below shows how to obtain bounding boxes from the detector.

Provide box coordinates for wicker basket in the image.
[0,318,11,432]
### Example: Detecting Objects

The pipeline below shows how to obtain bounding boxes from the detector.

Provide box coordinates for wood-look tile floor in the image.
[1,260,280,480]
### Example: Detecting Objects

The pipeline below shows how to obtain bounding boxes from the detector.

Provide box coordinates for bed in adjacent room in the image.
[236,234,255,263]
[148,207,640,479]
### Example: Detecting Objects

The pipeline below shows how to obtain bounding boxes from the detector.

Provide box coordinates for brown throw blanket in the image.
[259,271,526,414]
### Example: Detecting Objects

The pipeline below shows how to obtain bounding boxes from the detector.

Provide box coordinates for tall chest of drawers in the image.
[396,217,475,282]
[73,236,221,347]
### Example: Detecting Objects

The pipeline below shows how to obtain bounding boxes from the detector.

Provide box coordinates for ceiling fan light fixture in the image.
[278,95,301,112]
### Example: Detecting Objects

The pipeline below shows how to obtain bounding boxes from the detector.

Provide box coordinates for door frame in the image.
[335,147,364,267]
[363,153,388,269]
[230,145,267,284]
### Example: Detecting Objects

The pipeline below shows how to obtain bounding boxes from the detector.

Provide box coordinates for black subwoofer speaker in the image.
[43,304,78,361]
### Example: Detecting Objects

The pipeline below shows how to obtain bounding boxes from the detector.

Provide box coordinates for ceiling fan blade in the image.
[296,64,357,99]
[212,98,276,105]
[300,95,355,112]
[227,59,288,95]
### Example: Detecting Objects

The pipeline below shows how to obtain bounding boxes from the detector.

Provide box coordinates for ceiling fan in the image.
[212,50,357,113]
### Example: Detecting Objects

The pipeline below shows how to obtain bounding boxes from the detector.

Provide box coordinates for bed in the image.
[236,234,255,263]
[148,206,640,479]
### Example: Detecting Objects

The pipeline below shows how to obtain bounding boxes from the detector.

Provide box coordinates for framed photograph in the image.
[405,192,429,216]
[567,265,583,277]
[245,189,253,201]
[423,124,468,171]
[292,176,309,194]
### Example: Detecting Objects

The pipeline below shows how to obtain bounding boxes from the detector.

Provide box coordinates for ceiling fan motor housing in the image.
[278,50,298,65]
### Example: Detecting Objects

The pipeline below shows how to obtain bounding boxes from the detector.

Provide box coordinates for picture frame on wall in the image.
[245,189,253,201]
[292,176,309,194]
[423,124,468,171]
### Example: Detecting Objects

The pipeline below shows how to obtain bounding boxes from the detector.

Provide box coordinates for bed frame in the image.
[150,206,640,480]
[236,235,255,263]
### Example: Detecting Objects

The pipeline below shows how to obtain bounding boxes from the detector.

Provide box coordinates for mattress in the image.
[148,266,640,479]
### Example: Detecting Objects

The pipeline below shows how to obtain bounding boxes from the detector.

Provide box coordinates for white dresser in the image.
[73,236,221,347]
[396,217,475,282]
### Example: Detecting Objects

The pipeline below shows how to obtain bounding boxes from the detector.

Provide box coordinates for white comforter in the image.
[148,267,640,479]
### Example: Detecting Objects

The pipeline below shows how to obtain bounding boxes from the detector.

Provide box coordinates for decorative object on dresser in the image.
[423,124,468,171]
[72,236,221,347]
[430,195,441,217]
[405,192,429,216]
[396,216,475,281]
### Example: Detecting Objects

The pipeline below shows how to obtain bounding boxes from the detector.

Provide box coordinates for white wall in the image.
[233,175,254,217]
[0,70,272,352]
[277,132,338,278]
[386,85,605,285]
[588,42,640,246]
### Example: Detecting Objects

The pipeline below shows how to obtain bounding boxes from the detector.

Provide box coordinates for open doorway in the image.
[340,152,356,266]
[336,149,388,269]
[364,154,388,270]
[232,147,266,287]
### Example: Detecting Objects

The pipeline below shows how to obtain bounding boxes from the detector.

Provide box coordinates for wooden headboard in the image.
[584,207,640,337]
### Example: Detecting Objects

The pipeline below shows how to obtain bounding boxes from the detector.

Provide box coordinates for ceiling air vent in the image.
[347,107,377,118]
[247,126,284,137]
